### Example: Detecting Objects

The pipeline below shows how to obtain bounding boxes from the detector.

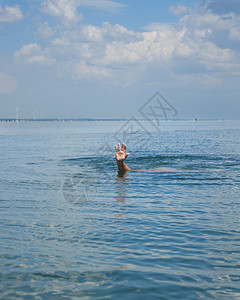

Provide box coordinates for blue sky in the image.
[0,0,240,119]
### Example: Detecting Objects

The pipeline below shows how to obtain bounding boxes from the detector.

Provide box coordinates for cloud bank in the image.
[0,5,23,23]
[1,0,239,118]
[14,2,240,87]
[9,0,240,92]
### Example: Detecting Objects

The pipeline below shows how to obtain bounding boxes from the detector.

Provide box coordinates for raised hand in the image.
[114,143,130,171]
[115,142,129,161]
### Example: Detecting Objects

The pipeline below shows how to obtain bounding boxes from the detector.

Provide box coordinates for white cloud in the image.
[73,60,112,79]
[42,0,125,27]
[229,28,240,40]
[81,25,104,42]
[147,7,240,71]
[101,28,185,65]
[28,55,55,65]
[0,5,23,23]
[42,0,83,26]
[14,43,55,65]
[37,22,58,39]
[82,22,137,42]
[169,4,190,16]
[0,72,17,94]
[52,37,70,46]
[15,43,41,56]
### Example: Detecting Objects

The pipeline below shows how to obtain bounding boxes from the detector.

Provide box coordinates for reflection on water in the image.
[115,171,129,203]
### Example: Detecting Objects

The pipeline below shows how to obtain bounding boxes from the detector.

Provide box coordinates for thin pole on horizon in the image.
[16,106,19,122]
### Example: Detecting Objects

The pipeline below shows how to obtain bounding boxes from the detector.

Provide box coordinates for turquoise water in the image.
[0,120,240,299]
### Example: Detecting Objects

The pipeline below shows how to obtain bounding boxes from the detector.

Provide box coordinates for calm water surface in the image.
[0,120,240,299]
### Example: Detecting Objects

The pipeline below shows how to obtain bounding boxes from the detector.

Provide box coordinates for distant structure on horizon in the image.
[16,107,19,122]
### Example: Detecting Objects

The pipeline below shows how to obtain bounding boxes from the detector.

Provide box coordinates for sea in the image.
[0,120,239,299]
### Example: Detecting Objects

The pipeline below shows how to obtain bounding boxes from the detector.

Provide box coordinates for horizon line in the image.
[0,118,239,122]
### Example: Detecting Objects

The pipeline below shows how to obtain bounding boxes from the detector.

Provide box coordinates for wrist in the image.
[117,160,124,163]
[117,160,130,171]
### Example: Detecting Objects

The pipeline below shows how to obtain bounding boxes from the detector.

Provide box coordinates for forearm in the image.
[117,161,131,171]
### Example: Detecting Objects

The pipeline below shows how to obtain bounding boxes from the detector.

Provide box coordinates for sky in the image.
[0,0,240,119]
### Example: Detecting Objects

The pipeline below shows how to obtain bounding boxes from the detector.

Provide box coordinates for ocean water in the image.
[0,120,239,299]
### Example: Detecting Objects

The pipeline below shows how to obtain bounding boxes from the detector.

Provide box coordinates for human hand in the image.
[115,143,129,162]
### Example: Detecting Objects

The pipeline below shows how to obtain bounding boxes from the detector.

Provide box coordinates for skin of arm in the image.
[115,143,131,171]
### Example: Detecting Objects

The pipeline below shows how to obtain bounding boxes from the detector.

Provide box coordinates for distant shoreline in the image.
[0,118,239,122]
[0,118,128,122]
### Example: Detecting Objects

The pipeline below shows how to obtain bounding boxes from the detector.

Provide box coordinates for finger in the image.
[118,143,121,151]
[125,153,129,158]
[124,144,127,150]
[122,142,124,150]
[115,145,118,152]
